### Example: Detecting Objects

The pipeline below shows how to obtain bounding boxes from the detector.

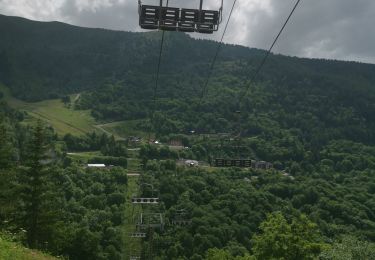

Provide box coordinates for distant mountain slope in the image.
[1,14,375,102]
[2,14,375,148]
[0,14,257,101]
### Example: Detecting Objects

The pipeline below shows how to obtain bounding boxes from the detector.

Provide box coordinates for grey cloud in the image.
[0,0,374,63]
[60,0,139,31]
[228,0,375,63]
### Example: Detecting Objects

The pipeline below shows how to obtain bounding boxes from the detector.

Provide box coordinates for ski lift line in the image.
[199,0,238,100]
[239,0,302,105]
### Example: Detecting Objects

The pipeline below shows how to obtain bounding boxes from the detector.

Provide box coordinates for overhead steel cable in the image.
[147,0,169,142]
[152,31,166,114]
[239,0,303,104]
[235,0,302,145]
[199,0,238,100]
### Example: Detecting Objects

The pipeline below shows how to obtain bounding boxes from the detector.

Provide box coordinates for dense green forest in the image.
[1,14,375,259]
[0,102,128,259]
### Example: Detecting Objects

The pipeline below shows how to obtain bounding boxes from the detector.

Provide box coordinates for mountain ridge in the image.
[1,13,375,102]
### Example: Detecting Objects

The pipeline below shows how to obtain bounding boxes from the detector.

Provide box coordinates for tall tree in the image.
[0,119,16,225]
[22,120,55,248]
[251,212,326,260]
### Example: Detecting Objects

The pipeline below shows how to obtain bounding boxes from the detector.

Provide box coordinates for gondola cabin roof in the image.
[138,0,223,34]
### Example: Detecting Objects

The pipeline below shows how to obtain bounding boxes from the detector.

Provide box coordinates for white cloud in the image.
[0,0,374,63]
[0,0,65,21]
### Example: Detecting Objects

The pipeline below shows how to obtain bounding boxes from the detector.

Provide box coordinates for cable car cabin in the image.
[138,0,223,34]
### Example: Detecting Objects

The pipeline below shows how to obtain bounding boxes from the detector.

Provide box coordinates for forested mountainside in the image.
[1,98,375,259]
[1,13,375,102]
[1,14,375,146]
[1,14,375,260]
[0,14,257,101]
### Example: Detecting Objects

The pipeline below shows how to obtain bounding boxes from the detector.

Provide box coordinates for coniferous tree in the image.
[23,120,46,248]
[21,120,59,249]
[0,117,13,168]
[0,117,16,227]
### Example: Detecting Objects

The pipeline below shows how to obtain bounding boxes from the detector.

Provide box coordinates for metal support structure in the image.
[171,209,192,226]
[131,182,160,204]
[138,0,222,33]
[220,0,224,20]
[159,0,163,29]
[148,227,154,260]
[132,197,160,204]
[128,177,165,260]
[130,232,147,238]
[140,183,156,197]
[199,0,203,24]
[171,220,192,226]
[136,213,165,231]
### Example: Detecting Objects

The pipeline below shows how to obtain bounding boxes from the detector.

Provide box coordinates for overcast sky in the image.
[0,0,374,64]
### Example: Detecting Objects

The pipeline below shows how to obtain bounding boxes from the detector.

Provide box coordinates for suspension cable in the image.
[239,0,303,104]
[236,0,302,145]
[147,0,169,142]
[199,0,238,100]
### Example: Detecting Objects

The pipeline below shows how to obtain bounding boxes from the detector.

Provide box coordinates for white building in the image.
[87,164,106,168]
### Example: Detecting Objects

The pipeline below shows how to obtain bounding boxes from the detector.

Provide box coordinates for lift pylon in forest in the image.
[131,182,160,204]
[171,209,192,226]
[136,213,165,231]
[130,232,147,238]
[131,197,160,204]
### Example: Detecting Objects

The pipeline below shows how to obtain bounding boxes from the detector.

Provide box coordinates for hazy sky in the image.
[0,0,374,64]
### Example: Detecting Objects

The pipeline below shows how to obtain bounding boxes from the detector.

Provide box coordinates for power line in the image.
[199,0,238,100]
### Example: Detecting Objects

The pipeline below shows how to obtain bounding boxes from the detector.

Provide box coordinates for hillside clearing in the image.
[99,120,151,139]
[0,85,97,136]
[0,236,56,260]
[0,85,155,139]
